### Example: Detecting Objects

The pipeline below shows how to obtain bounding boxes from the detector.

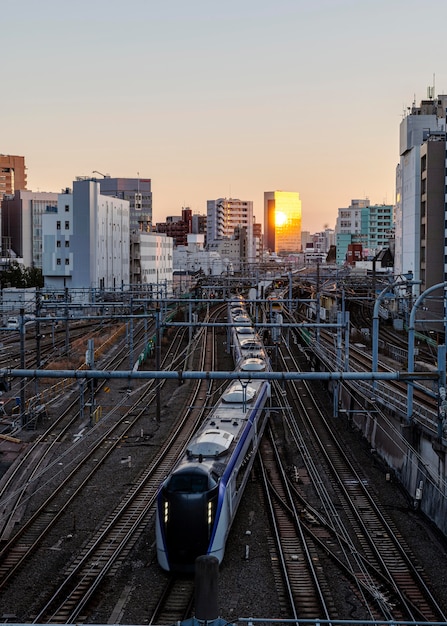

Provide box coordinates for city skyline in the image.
[2,0,446,233]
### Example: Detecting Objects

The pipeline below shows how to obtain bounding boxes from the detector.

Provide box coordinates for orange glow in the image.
[275,211,287,227]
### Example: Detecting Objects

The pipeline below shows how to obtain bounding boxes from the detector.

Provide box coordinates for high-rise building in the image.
[206,198,254,263]
[395,95,447,290]
[42,178,130,292]
[0,154,27,204]
[335,199,393,264]
[96,176,152,233]
[264,191,301,254]
[416,130,447,325]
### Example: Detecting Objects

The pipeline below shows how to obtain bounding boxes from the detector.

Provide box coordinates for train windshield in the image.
[167,472,214,493]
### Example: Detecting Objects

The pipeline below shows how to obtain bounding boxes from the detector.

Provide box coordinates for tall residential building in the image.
[206,198,254,263]
[335,199,370,264]
[335,199,393,265]
[264,191,302,254]
[1,190,58,266]
[360,204,394,257]
[395,95,447,289]
[97,176,152,233]
[42,178,130,292]
[0,154,27,204]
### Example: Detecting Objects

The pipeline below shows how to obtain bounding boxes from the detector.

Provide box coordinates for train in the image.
[155,298,271,572]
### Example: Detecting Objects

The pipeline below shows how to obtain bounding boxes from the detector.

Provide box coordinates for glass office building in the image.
[264,191,302,254]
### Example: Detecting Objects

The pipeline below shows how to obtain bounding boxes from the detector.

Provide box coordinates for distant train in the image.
[155,298,271,572]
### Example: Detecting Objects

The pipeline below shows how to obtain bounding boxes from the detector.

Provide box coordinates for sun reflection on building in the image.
[264,191,302,254]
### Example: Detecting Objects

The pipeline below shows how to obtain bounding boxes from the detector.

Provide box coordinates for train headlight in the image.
[163,501,169,524]
[207,501,213,526]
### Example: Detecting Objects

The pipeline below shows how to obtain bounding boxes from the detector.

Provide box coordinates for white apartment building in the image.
[42,178,130,293]
[206,198,255,263]
[174,234,229,277]
[130,231,173,293]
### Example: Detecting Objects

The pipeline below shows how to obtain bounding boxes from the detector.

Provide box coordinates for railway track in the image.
[0,326,188,586]
[274,341,446,621]
[259,428,333,620]
[0,318,158,542]
[300,321,439,430]
[28,306,224,622]
[148,575,194,625]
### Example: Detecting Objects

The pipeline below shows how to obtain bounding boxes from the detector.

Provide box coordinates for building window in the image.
[65,204,69,212]
[65,241,69,247]
[57,221,61,230]
[56,258,61,265]
[65,221,70,229]
[65,259,69,265]
[57,241,61,248]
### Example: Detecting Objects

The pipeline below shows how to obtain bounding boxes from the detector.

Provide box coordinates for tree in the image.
[0,262,44,288]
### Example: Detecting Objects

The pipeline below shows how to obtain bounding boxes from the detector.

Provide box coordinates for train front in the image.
[156,464,219,572]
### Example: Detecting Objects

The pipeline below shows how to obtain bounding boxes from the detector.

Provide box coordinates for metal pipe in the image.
[1,368,437,383]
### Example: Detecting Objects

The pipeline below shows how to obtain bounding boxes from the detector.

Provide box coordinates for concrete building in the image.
[1,190,58,266]
[395,95,447,289]
[191,213,207,238]
[264,191,302,254]
[420,133,446,294]
[417,131,447,322]
[335,199,369,264]
[335,200,393,265]
[360,204,394,258]
[156,208,192,246]
[301,231,312,250]
[206,238,242,273]
[0,154,27,204]
[206,198,254,263]
[174,234,227,279]
[97,176,152,233]
[130,231,173,291]
[42,178,130,293]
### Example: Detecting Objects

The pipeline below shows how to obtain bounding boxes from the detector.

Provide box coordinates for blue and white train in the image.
[155,299,270,572]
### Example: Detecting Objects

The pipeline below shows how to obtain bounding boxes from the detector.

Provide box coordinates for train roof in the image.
[222,382,257,402]
[240,357,266,371]
[187,429,234,458]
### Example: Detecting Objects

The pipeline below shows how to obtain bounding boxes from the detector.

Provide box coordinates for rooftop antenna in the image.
[427,75,435,100]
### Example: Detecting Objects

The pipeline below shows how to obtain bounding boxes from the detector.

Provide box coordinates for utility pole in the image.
[85,338,95,425]
[35,287,42,369]
[155,307,161,423]
[64,286,70,354]
[19,308,26,427]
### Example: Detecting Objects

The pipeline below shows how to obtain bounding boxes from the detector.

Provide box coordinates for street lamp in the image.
[407,281,447,426]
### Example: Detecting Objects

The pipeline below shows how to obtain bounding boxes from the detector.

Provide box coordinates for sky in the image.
[2,0,447,233]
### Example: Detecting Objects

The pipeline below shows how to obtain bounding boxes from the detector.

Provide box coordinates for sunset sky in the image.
[2,0,446,232]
